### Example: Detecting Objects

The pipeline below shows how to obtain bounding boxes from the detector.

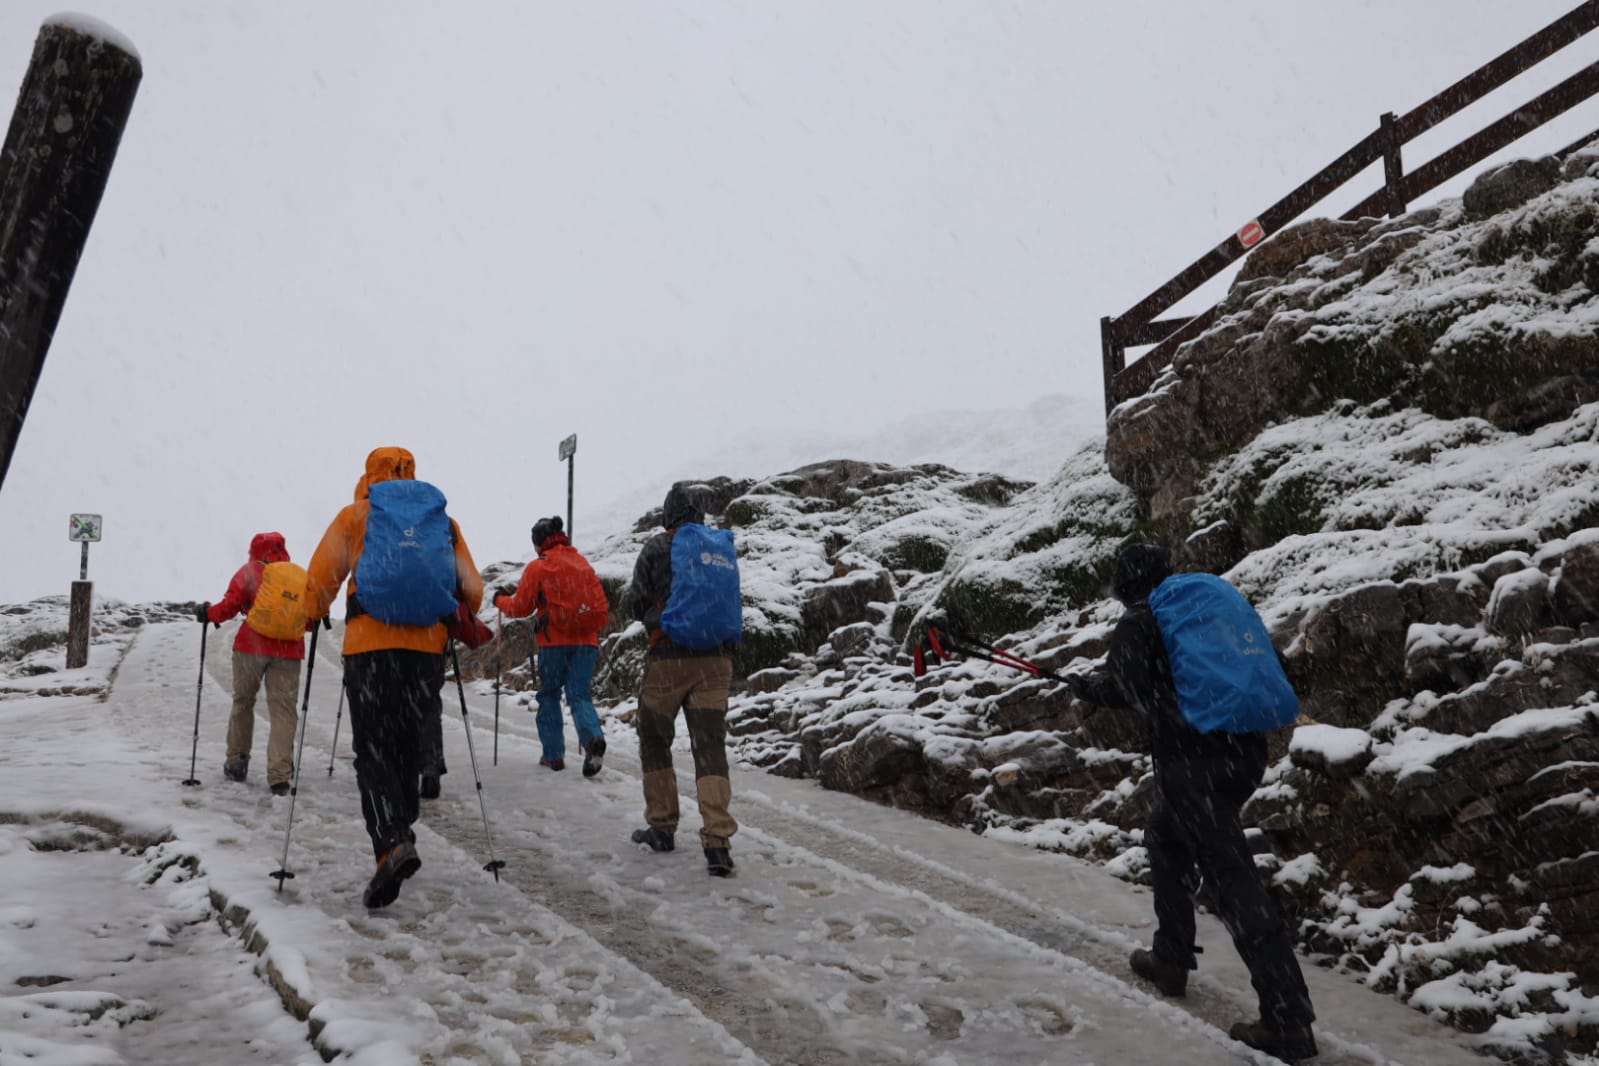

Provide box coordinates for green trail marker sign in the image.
[69,512,101,541]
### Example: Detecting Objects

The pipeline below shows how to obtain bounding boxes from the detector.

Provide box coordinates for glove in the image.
[195,602,210,625]
[494,584,517,602]
[1065,673,1093,702]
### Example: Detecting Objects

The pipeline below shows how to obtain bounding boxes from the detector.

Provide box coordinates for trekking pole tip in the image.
[484,859,506,880]
[181,777,200,787]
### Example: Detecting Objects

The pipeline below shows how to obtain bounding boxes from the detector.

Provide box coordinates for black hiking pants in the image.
[344,649,445,860]
[1147,750,1315,1029]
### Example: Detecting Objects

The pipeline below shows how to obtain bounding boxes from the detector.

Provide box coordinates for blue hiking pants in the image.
[535,644,602,761]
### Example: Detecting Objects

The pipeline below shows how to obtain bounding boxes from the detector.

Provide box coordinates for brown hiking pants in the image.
[635,654,736,849]
[227,650,301,786]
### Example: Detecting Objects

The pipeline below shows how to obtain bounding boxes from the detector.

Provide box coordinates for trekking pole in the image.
[326,681,345,777]
[492,609,502,767]
[271,622,322,891]
[181,622,207,787]
[449,640,507,881]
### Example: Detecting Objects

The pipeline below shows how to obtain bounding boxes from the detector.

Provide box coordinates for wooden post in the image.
[1100,315,1122,415]
[67,579,92,668]
[1379,111,1407,217]
[0,17,142,493]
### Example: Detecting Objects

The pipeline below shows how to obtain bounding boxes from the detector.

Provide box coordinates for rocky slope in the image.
[561,151,1599,1063]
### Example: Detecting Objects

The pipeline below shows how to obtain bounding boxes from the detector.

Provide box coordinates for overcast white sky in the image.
[0,1,1591,605]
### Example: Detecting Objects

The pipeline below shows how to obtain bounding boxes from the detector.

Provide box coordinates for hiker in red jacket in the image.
[493,516,610,777]
[195,532,305,795]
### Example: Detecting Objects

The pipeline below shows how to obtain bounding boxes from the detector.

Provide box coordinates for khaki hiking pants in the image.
[635,654,737,849]
[227,650,301,786]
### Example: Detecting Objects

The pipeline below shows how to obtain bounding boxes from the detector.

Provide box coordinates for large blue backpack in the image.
[355,479,459,626]
[660,524,743,651]
[1148,572,1299,734]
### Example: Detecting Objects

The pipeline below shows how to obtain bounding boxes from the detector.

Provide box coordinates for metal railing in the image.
[1100,1,1599,413]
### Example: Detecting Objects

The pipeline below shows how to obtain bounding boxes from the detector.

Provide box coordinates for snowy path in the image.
[0,621,1494,1065]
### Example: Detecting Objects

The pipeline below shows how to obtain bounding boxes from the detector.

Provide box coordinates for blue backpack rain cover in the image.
[660,524,743,651]
[355,479,459,626]
[1148,572,1299,734]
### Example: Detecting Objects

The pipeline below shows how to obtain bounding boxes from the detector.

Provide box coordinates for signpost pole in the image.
[558,434,577,543]
[66,512,100,668]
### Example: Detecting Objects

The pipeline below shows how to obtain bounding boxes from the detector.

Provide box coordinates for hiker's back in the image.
[1148,573,1298,735]
[355,479,458,626]
[538,545,608,644]
[660,523,742,652]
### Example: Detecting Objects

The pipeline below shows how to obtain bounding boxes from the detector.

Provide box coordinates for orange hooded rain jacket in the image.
[305,447,483,657]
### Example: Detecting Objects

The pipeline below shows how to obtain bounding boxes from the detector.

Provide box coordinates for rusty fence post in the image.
[0,16,142,494]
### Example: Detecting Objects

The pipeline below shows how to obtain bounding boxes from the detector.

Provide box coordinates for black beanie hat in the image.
[531,515,564,549]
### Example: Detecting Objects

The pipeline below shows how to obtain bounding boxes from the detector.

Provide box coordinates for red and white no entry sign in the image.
[1237,220,1266,248]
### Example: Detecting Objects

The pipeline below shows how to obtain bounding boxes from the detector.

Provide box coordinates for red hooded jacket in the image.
[204,532,306,660]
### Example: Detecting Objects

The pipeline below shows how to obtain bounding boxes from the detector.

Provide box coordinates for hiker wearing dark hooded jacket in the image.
[197,532,305,793]
[624,483,738,877]
[1068,544,1318,1063]
[304,447,484,909]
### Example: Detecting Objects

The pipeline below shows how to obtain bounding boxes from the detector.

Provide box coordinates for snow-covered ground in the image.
[1,620,1507,1065]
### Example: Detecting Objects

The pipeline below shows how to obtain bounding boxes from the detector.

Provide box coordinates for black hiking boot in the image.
[1130,947,1188,997]
[419,773,440,800]
[631,827,675,853]
[581,737,606,778]
[704,847,735,877]
[1229,1020,1318,1062]
[269,782,289,796]
[223,757,248,783]
[363,841,421,909]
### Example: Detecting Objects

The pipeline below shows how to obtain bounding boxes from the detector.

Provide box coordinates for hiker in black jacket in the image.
[1069,544,1318,1063]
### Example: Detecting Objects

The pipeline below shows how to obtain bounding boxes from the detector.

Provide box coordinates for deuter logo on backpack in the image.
[1148,572,1299,734]
[355,480,459,626]
[661,524,742,651]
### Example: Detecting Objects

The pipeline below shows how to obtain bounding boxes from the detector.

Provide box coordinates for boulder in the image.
[1461,156,1562,220]
[1234,218,1373,285]
[802,569,895,644]
[1485,568,1554,640]
[1554,541,1599,628]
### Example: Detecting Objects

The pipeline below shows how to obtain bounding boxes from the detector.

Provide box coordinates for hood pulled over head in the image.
[662,483,705,530]
[250,532,289,564]
[1110,544,1173,605]
[354,447,417,500]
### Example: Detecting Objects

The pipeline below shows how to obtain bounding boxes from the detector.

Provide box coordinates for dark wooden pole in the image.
[0,17,141,493]
[67,579,92,668]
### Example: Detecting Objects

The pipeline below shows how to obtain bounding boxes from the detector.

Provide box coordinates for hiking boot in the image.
[1229,1020,1318,1062]
[363,842,421,909]
[581,737,607,778]
[631,827,675,853]
[539,757,566,772]
[223,757,248,783]
[705,847,735,877]
[269,782,290,796]
[419,773,440,800]
[1130,947,1188,997]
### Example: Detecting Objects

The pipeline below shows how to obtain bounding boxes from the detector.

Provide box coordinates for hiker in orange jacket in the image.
[304,447,483,909]
[196,532,305,795]
[493,515,610,776]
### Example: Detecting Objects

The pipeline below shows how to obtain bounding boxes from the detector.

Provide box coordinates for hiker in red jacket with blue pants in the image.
[195,532,305,795]
[494,516,610,777]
